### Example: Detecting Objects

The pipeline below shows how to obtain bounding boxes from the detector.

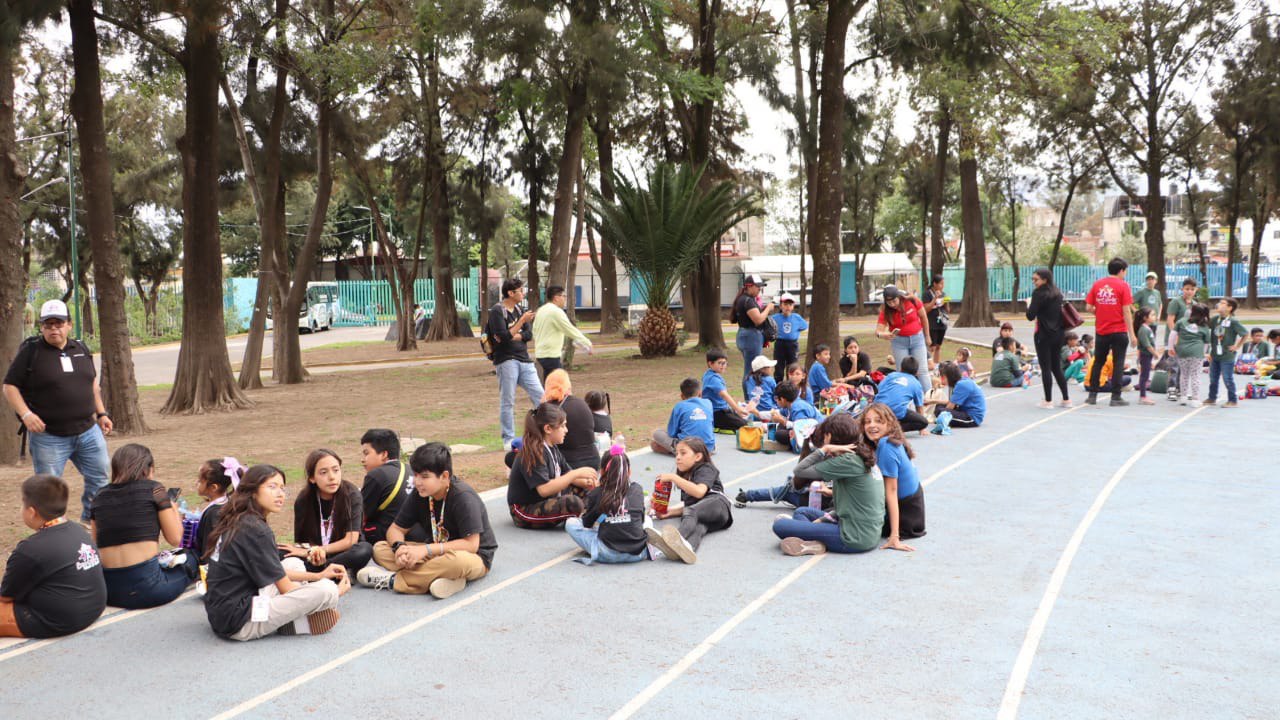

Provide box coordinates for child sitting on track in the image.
[565,444,650,565]
[192,457,242,561]
[768,381,821,450]
[940,361,990,424]
[358,429,412,546]
[358,442,497,598]
[785,362,814,404]
[645,438,732,564]
[860,403,925,545]
[702,349,753,431]
[507,403,599,528]
[874,357,929,434]
[1061,333,1087,383]
[954,347,976,379]
[990,336,1031,388]
[1,474,106,639]
[745,356,779,421]
[279,449,374,577]
[652,377,716,456]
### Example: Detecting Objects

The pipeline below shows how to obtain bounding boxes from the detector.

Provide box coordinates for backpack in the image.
[479,304,501,360]
[761,316,778,347]
[736,424,765,453]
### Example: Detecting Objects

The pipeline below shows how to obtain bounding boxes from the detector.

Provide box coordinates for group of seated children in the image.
[990,337,1033,389]
[1061,333,1091,383]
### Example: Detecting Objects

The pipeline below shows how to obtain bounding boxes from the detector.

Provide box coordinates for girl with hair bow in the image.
[192,457,247,560]
[564,444,652,565]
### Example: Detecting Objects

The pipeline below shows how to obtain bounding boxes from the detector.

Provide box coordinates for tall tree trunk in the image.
[691,0,725,350]
[930,106,951,277]
[0,47,27,463]
[1048,176,1078,270]
[590,111,623,333]
[69,0,147,433]
[1142,116,1167,294]
[809,0,858,365]
[526,183,541,304]
[423,48,458,341]
[163,0,252,414]
[548,77,588,292]
[1245,186,1270,309]
[1008,189,1020,304]
[563,160,586,367]
[955,126,995,327]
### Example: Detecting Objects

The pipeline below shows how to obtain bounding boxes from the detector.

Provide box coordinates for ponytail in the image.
[519,403,567,472]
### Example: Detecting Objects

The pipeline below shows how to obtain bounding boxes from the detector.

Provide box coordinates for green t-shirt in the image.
[1241,340,1272,360]
[1133,288,1163,321]
[990,351,1022,387]
[1164,296,1190,343]
[1175,320,1209,359]
[816,453,885,552]
[1210,315,1248,362]
[1137,324,1155,353]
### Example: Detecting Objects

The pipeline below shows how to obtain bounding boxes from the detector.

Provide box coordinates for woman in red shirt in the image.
[875,286,932,391]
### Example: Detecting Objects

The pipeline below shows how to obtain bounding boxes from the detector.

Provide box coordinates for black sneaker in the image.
[1110,398,1129,407]
[1085,393,1098,405]
[734,489,748,508]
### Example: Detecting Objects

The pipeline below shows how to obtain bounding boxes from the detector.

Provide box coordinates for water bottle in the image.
[178,497,189,515]
[808,481,822,509]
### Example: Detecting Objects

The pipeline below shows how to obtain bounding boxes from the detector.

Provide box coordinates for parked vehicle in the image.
[266,282,337,333]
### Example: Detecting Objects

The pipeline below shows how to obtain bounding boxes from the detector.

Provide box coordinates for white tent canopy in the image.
[740,252,917,276]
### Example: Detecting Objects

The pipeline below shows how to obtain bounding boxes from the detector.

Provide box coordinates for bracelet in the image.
[96,412,110,420]
[425,544,433,559]
[21,411,32,420]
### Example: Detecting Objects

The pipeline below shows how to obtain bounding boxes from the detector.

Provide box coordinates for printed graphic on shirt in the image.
[76,543,101,571]
[601,499,632,525]
[1093,284,1119,305]
[689,406,708,421]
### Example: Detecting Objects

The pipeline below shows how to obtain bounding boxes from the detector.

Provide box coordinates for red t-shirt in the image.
[1086,276,1133,335]
[878,297,924,337]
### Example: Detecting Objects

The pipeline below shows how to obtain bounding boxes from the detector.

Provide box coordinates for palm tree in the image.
[590,163,762,357]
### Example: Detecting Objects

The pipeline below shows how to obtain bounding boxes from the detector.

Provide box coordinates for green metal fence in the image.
[940,263,1276,302]
[332,271,479,327]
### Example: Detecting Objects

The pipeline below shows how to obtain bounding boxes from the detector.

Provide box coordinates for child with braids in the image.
[507,403,599,528]
[565,444,650,564]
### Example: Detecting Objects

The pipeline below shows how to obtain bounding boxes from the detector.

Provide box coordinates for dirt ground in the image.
[0,335,987,562]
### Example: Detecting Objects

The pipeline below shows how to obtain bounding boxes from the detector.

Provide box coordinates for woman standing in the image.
[875,286,931,391]
[1025,268,1071,408]
[730,274,775,393]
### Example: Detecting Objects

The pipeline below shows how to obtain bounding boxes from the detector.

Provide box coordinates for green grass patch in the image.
[305,340,382,352]
[138,383,173,392]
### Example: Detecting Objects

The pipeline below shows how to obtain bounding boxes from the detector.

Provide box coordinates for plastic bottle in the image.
[178,497,189,515]
[808,481,823,509]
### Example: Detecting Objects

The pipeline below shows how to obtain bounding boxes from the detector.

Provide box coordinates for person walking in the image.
[2,300,113,522]
[921,273,949,366]
[875,286,931,392]
[1025,268,1071,408]
[532,285,592,378]
[1084,258,1136,407]
[484,278,544,450]
[730,274,774,394]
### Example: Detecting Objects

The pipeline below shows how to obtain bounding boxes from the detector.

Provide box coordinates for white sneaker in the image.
[662,525,697,564]
[428,577,466,599]
[644,527,677,560]
[356,565,395,591]
[1186,400,1201,408]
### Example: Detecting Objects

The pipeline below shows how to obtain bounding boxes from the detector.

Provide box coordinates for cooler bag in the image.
[1148,370,1169,395]
[736,425,765,453]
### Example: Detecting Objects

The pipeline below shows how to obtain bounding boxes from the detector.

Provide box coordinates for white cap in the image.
[750,355,778,372]
[778,292,797,303]
[743,273,768,287]
[39,300,69,322]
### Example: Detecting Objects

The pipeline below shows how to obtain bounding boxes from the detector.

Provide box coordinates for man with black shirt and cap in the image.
[3,301,112,522]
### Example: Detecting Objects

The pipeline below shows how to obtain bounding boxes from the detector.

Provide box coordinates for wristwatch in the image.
[391,541,404,551]
[95,412,110,420]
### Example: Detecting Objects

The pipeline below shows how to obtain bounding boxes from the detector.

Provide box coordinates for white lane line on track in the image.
[213,455,798,719]
[922,404,1085,487]
[609,554,827,720]
[996,406,1206,720]
[0,588,198,663]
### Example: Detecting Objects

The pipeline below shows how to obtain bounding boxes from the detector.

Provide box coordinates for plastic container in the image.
[808,481,823,509]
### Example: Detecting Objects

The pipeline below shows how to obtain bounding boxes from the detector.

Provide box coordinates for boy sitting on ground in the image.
[990,336,1031,388]
[358,442,498,599]
[991,322,1026,358]
[702,349,753,431]
[359,429,415,545]
[652,377,716,455]
[768,381,821,450]
[1,474,107,639]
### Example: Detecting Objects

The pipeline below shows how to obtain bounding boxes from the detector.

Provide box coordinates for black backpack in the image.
[762,316,778,347]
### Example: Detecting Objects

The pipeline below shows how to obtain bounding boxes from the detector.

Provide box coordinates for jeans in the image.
[743,484,807,507]
[1208,359,1236,403]
[890,333,931,391]
[29,424,110,522]
[1088,332,1129,399]
[736,327,765,394]
[102,552,198,609]
[497,359,544,445]
[565,518,648,565]
[771,507,871,554]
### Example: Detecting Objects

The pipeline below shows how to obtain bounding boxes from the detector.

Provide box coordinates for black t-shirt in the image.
[89,479,169,548]
[592,413,613,436]
[838,352,872,379]
[204,515,287,637]
[293,481,364,546]
[0,522,106,638]
[681,463,724,507]
[392,478,497,568]
[507,445,568,507]
[361,460,409,545]
[194,501,225,560]
[922,288,948,329]
[485,303,533,364]
[3,337,98,436]
[733,294,761,329]
[559,396,600,470]
[581,482,646,555]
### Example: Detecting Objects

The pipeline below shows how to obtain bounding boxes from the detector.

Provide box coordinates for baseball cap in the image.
[743,273,768,287]
[882,285,900,300]
[778,292,797,304]
[39,300,70,322]
[750,356,778,373]
[1000,321,1014,330]
[1145,271,1158,280]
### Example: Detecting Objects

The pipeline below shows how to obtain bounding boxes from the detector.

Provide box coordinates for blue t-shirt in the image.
[876,437,920,499]
[808,363,833,393]
[782,398,820,423]
[949,378,986,425]
[667,397,716,450]
[746,375,777,413]
[875,372,924,419]
[798,384,814,404]
[701,369,729,412]
[774,313,808,341]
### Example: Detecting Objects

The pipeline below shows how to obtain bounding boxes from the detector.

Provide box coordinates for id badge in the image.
[251,594,270,623]
[60,355,74,373]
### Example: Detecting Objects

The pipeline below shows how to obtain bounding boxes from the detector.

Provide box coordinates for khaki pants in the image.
[372,541,487,595]
[230,558,340,641]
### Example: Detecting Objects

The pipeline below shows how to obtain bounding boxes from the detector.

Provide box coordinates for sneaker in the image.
[1085,393,1097,405]
[775,512,793,522]
[1223,401,1238,408]
[356,565,395,591]
[160,551,187,569]
[734,489,749,508]
[1058,399,1073,408]
[662,525,697,564]
[1037,400,1053,409]
[1203,399,1216,406]
[1139,397,1155,405]
[1186,400,1201,408]
[645,527,677,560]
[780,537,827,556]
[428,577,466,599]
[1110,398,1129,407]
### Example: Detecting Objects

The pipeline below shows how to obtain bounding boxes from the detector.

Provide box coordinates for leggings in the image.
[899,409,929,433]
[1176,357,1201,401]
[1138,351,1154,398]
[1035,336,1069,403]
[677,494,733,551]
[771,506,874,554]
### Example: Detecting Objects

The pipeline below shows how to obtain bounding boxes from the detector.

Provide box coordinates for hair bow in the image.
[222,456,247,490]
[608,443,626,457]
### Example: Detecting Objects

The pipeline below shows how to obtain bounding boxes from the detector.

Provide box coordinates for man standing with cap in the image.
[3,300,113,522]
[1132,271,1163,344]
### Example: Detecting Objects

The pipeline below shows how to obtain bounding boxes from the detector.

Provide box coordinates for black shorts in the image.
[929,326,947,348]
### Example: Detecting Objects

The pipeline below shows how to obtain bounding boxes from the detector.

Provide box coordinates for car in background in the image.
[1232,277,1280,298]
